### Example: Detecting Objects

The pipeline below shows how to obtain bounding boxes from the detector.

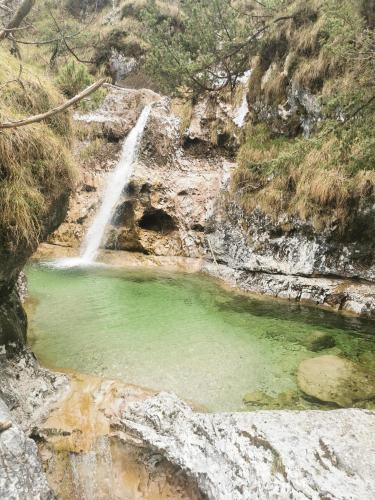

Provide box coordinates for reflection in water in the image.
[27,264,375,411]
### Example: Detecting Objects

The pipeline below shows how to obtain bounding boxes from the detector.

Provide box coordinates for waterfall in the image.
[80,105,151,263]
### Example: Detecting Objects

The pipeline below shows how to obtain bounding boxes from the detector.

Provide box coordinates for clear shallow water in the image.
[26,263,375,411]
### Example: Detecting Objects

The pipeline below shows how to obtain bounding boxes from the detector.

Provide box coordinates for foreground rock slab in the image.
[122,392,375,500]
[0,398,54,500]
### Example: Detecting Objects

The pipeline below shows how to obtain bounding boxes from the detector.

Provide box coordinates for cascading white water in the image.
[80,105,151,263]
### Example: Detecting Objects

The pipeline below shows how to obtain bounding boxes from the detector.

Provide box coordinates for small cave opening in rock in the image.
[138,209,177,234]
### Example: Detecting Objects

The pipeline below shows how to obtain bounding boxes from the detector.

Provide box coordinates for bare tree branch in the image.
[9,32,78,45]
[0,78,106,129]
[47,7,94,64]
[0,0,35,40]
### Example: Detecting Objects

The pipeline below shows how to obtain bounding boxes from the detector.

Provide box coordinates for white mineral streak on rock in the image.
[122,392,375,500]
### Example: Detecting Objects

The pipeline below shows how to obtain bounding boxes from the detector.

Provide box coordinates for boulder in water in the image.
[297,354,375,407]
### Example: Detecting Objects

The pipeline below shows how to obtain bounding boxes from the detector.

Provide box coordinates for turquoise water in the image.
[26,263,375,411]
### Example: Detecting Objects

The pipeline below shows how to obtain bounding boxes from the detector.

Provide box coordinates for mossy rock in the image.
[297,355,375,407]
[303,331,336,352]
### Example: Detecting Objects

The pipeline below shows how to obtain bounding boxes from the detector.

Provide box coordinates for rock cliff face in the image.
[50,85,375,316]
[0,185,69,497]
[0,94,72,496]
[51,86,234,260]
[0,193,70,346]
[205,200,375,317]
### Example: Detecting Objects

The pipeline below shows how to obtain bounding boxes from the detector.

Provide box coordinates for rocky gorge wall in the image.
[2,86,375,500]
[49,84,375,318]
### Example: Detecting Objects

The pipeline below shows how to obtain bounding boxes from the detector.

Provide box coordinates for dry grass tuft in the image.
[0,50,76,247]
[233,119,375,231]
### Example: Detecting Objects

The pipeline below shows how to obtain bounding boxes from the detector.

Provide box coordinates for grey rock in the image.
[0,347,68,432]
[122,392,375,500]
[0,397,55,500]
[204,200,375,317]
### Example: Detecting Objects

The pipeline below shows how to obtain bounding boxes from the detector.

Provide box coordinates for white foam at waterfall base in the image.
[49,105,152,269]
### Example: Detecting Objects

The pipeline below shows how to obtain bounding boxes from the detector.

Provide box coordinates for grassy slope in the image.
[232,0,375,233]
[0,49,75,247]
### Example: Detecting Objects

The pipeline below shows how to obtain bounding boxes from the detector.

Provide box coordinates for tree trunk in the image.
[0,0,35,41]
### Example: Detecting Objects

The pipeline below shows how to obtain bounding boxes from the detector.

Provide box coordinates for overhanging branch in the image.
[0,78,106,129]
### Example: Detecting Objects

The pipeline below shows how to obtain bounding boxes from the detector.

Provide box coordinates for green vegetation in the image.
[135,0,375,230]
[56,60,94,98]
[141,0,258,94]
[233,0,375,231]
[0,0,373,242]
[56,60,106,110]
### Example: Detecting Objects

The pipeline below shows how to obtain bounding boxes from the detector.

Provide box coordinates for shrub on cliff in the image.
[56,60,106,110]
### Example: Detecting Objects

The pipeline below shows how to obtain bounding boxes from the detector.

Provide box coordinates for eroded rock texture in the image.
[122,392,375,500]
[204,202,375,317]
[0,348,68,500]
[0,398,55,500]
[51,86,233,260]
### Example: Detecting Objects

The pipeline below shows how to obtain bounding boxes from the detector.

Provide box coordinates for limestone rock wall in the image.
[51,87,234,259]
[205,200,375,317]
[49,85,375,316]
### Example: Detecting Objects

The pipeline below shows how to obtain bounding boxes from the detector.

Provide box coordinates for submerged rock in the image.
[297,354,375,407]
[303,330,336,351]
[243,390,273,406]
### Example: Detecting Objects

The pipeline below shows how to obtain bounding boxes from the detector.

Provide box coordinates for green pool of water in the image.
[26,263,375,411]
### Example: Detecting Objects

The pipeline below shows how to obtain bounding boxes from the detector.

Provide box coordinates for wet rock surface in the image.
[74,85,162,140]
[52,86,234,260]
[35,373,203,500]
